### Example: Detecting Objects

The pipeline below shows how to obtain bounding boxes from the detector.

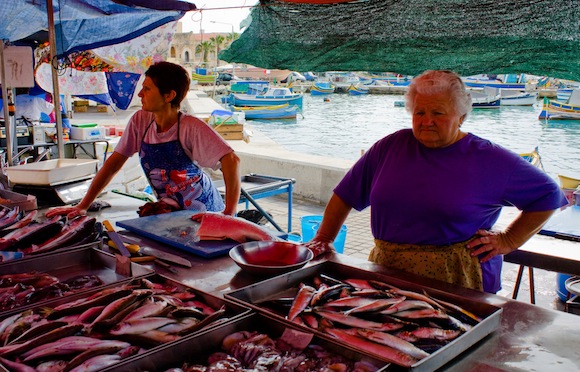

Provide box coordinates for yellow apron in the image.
[369,238,483,291]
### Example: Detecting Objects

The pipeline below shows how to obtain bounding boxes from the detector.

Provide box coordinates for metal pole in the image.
[0,42,14,166]
[47,0,64,158]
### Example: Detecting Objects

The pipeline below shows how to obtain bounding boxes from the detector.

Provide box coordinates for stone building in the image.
[168,23,234,73]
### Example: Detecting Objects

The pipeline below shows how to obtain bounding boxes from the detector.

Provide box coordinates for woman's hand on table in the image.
[45,206,87,219]
[303,239,335,258]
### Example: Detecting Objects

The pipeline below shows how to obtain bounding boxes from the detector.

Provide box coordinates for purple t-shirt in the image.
[115,110,233,170]
[335,129,567,293]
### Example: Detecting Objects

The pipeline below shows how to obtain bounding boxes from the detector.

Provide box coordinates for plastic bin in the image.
[557,273,572,302]
[300,215,347,253]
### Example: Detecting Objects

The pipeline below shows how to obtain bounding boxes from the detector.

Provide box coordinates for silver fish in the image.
[391,308,449,320]
[109,317,177,335]
[344,297,406,315]
[379,300,434,315]
[316,310,404,332]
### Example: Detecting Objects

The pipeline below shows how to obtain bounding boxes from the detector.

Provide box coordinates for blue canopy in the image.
[0,0,196,56]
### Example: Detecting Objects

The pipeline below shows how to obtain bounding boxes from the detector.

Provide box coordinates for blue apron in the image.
[139,113,225,212]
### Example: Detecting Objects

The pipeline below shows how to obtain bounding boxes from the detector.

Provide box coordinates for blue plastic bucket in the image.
[300,215,347,253]
[557,273,572,302]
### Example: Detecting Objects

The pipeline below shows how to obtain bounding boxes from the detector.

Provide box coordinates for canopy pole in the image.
[0,41,14,166]
[47,0,64,158]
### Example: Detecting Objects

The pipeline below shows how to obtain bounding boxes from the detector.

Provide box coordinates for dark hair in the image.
[145,62,190,108]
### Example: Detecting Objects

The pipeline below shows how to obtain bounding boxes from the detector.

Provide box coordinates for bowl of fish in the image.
[229,240,313,276]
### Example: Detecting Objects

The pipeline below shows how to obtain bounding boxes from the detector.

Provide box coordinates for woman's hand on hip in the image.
[467,229,513,263]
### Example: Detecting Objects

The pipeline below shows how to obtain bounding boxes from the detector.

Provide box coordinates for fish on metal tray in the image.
[0,216,64,251]
[356,329,430,360]
[20,216,97,255]
[315,309,405,332]
[287,284,316,321]
[191,212,280,242]
[324,327,418,367]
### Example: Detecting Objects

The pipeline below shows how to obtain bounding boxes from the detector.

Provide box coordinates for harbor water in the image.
[242,94,580,182]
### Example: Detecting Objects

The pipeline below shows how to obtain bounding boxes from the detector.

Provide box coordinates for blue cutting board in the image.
[539,206,580,240]
[116,210,239,258]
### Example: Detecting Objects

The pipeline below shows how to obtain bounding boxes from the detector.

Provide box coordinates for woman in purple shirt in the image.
[306,70,567,293]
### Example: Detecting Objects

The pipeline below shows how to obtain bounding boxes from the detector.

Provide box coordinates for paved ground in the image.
[248,193,572,314]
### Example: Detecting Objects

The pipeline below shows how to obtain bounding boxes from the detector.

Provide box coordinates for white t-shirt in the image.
[114,110,233,170]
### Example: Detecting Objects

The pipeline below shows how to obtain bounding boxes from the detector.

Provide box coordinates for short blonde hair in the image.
[405,70,472,118]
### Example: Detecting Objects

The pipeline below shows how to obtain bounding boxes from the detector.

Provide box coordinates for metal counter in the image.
[46,195,580,370]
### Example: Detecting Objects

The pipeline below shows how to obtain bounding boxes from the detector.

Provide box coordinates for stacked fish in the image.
[0,278,229,371]
[264,274,481,368]
[0,207,98,256]
[169,330,381,372]
[0,272,103,312]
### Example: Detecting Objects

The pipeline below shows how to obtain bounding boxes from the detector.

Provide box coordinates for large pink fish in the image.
[191,212,280,242]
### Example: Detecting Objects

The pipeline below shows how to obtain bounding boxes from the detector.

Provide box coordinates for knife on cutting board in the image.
[106,239,192,268]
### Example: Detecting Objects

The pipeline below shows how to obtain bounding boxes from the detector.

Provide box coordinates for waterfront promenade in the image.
[68,98,569,315]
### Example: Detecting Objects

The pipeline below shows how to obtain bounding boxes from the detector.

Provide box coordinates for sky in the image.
[180,0,259,34]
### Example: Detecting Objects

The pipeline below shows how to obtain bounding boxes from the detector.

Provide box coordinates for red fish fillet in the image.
[191,212,279,242]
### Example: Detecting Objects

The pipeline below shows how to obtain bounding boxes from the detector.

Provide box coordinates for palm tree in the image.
[225,32,239,47]
[195,41,213,64]
[210,35,226,67]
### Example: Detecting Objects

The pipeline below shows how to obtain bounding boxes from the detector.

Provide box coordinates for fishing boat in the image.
[538,89,580,120]
[230,104,299,120]
[191,72,216,85]
[324,71,361,92]
[558,174,580,189]
[500,90,538,106]
[470,89,501,108]
[227,86,303,109]
[310,81,335,95]
[463,74,531,90]
[520,147,544,171]
[347,83,370,95]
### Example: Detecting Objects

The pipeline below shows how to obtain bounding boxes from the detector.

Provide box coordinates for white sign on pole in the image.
[0,46,34,88]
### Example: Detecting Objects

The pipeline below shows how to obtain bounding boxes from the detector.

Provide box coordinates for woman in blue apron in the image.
[47,62,241,218]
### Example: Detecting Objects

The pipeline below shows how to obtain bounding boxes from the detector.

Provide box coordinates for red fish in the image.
[191,212,280,242]
[324,328,418,367]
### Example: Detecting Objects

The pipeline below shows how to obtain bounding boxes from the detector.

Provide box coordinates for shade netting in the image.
[220,0,580,80]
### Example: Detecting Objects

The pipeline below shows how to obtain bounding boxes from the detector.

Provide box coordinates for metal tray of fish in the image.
[0,242,152,318]
[0,273,251,372]
[224,261,502,371]
[104,312,390,371]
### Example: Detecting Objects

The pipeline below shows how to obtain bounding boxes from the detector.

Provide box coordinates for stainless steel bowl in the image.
[229,241,313,276]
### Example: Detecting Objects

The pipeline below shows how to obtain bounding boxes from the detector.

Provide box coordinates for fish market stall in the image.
[0,194,577,371]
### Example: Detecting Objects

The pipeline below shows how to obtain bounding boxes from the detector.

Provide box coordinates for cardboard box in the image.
[96,105,108,113]
[212,124,244,140]
[74,100,89,107]
[74,105,88,113]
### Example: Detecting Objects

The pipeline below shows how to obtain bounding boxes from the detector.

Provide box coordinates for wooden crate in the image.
[213,124,244,140]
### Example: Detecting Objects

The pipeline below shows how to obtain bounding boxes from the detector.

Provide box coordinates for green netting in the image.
[220,0,580,80]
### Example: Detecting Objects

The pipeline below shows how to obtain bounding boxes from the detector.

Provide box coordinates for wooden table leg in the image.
[528,267,535,304]
[512,264,525,299]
